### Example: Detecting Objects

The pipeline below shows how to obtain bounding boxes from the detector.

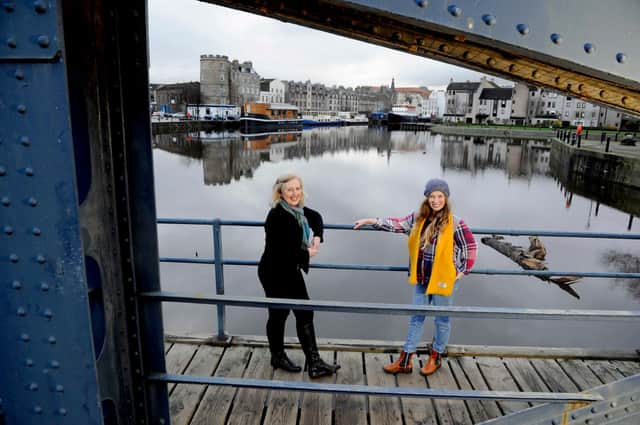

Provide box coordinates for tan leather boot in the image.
[420,349,442,376]
[383,351,414,374]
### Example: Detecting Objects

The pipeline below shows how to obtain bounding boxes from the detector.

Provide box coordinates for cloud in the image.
[148,0,508,88]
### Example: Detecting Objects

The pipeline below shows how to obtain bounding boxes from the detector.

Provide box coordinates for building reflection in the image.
[153,127,391,186]
[440,135,551,178]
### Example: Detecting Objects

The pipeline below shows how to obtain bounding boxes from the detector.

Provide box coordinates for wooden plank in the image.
[529,359,580,393]
[299,351,334,425]
[584,360,626,384]
[503,358,549,394]
[263,351,305,425]
[165,343,198,394]
[169,345,223,425]
[334,351,367,425]
[364,353,403,425]
[394,353,438,425]
[611,360,640,377]
[425,355,473,425]
[556,359,603,391]
[190,346,252,425]
[451,357,502,422]
[475,357,529,414]
[226,347,274,425]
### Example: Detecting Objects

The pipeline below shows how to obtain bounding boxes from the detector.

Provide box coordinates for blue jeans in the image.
[402,282,458,354]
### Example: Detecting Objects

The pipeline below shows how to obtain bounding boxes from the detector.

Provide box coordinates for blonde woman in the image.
[258,174,340,379]
[354,179,477,376]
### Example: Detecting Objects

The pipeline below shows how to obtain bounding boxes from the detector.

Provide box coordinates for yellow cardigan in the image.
[407,214,457,296]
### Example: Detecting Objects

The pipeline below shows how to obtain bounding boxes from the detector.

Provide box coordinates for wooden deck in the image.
[164,338,640,425]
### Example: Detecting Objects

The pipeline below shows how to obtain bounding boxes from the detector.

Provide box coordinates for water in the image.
[153,126,640,349]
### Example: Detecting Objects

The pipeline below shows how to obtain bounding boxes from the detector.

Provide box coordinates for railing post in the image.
[212,219,228,340]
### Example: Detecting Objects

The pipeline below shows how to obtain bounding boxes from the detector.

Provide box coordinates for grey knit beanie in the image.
[423,178,450,197]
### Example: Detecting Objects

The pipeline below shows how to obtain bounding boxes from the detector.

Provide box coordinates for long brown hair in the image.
[418,196,452,246]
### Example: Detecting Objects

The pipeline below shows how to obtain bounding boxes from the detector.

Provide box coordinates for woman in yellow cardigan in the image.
[354,179,477,375]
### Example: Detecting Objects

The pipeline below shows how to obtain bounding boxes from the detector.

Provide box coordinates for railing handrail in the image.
[157,217,640,239]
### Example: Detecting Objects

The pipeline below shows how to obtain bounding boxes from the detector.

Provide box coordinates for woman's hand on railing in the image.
[308,245,319,258]
[353,218,376,230]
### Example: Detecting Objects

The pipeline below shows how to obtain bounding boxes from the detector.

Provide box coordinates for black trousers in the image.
[258,267,314,353]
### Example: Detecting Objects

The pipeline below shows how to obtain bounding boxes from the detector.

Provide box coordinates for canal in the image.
[153,126,640,349]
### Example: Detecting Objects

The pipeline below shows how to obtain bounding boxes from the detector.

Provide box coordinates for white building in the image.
[186,104,240,120]
[423,90,446,119]
[259,79,286,104]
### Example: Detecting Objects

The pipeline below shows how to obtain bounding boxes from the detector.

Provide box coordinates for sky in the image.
[148,0,508,90]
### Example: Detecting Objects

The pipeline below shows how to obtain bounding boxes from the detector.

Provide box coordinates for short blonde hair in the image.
[271,174,305,207]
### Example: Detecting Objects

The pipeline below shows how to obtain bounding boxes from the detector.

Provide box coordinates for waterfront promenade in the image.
[165,337,640,425]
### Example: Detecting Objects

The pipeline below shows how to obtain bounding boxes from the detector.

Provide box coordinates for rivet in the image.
[29,382,38,391]
[439,44,450,53]
[34,405,42,414]
[25,358,33,366]
[0,166,6,176]
[56,384,64,392]
[550,33,562,44]
[462,51,470,59]
[599,90,606,97]
[585,419,592,425]
[622,96,628,105]
[50,360,60,368]
[12,280,22,289]
[4,3,15,12]
[570,414,576,420]
[28,197,37,206]
[584,43,595,54]
[15,69,24,80]
[551,420,558,425]
[554,77,561,84]
[532,70,538,77]
[509,64,518,72]
[4,225,13,235]
[42,368,49,375]
[10,253,19,263]
[414,0,428,7]
[43,309,53,319]
[7,37,17,48]
[41,282,49,291]
[447,5,461,17]
[21,333,30,342]
[32,227,41,236]
[616,52,627,64]
[516,24,529,35]
[591,406,597,414]
[578,83,584,91]
[48,336,57,344]
[20,136,31,146]
[604,414,610,419]
[17,307,26,316]
[36,254,46,264]
[17,104,27,114]
[34,1,47,13]
[610,401,617,408]
[482,14,496,26]
[25,167,34,176]
[486,58,496,66]
[625,407,630,413]
[37,35,49,48]
[58,408,67,416]
[2,196,10,206]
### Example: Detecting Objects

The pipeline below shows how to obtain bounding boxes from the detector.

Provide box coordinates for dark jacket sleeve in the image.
[304,207,324,243]
[263,207,310,273]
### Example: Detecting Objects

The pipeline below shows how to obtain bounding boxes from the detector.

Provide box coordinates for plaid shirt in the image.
[375,212,477,284]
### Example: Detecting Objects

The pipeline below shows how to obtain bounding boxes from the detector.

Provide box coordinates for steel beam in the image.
[200,0,640,114]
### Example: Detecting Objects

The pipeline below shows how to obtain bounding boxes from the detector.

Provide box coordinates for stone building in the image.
[259,79,286,104]
[154,82,200,113]
[200,54,260,105]
[285,80,393,113]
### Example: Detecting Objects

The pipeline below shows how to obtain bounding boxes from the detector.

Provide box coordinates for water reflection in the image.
[152,127,640,348]
[440,135,551,177]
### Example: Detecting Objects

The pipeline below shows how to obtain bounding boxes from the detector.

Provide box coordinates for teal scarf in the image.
[280,200,311,248]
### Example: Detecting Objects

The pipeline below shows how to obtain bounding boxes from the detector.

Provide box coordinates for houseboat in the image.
[240,102,303,132]
[301,111,343,127]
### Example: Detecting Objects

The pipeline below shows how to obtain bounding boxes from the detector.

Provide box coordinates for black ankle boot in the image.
[297,322,341,379]
[270,351,302,372]
[308,352,341,379]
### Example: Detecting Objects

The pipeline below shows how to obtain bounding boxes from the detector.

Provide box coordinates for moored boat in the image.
[240,102,303,132]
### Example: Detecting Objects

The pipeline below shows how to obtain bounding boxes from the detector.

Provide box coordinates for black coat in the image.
[258,203,324,289]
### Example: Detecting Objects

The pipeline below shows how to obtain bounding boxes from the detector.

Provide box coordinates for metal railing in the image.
[144,217,640,404]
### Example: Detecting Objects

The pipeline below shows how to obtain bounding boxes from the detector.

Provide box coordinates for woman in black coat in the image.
[258,174,340,379]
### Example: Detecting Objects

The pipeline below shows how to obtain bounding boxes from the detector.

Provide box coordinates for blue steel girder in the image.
[0,3,102,425]
[200,0,640,115]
